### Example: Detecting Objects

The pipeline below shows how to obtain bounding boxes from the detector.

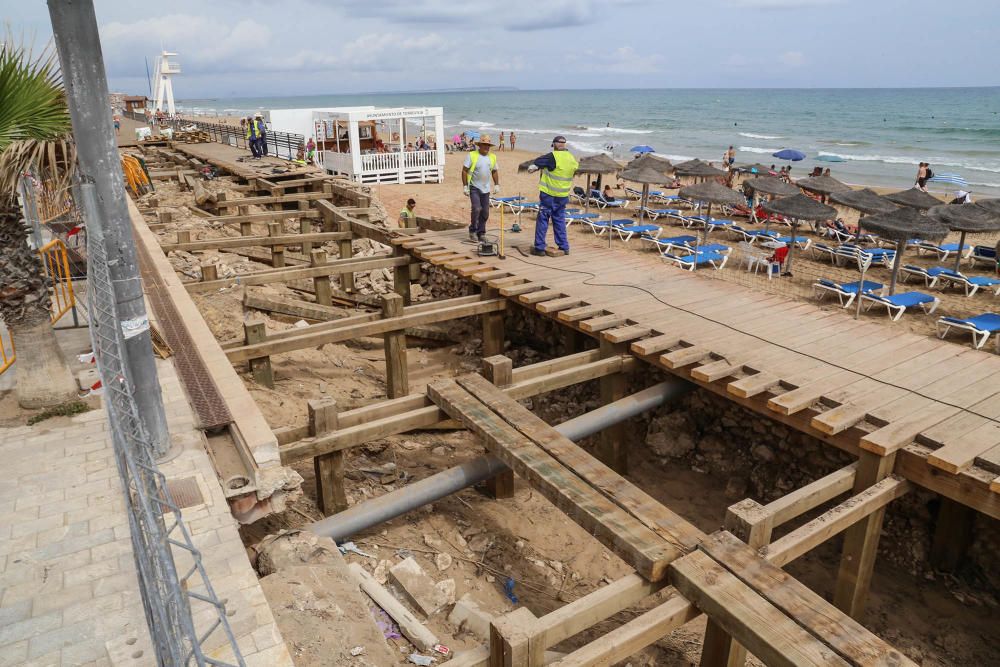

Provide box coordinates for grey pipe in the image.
[310,378,691,541]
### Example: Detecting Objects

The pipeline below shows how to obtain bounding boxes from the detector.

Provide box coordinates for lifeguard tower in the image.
[267,106,445,184]
[152,50,181,116]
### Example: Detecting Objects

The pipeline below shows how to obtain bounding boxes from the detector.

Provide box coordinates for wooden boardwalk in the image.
[396,228,1000,519]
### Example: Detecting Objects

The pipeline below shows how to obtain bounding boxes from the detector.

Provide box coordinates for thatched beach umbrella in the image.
[975,198,1000,215]
[679,181,745,244]
[829,188,898,216]
[745,177,799,226]
[674,159,725,183]
[927,203,1000,271]
[629,153,673,174]
[762,194,837,275]
[884,187,942,211]
[577,154,623,213]
[859,208,948,294]
[621,163,673,223]
[737,163,775,176]
[796,175,851,196]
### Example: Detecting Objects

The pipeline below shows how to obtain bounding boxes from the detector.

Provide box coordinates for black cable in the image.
[500,251,993,422]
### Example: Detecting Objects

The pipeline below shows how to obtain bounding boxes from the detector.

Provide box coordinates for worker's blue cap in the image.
[551,135,567,145]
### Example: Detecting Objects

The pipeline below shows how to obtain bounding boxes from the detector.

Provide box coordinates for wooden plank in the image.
[558,305,607,323]
[458,373,704,558]
[690,359,742,383]
[549,596,698,667]
[660,345,712,370]
[348,563,439,652]
[519,289,564,305]
[927,422,1000,474]
[629,334,681,357]
[427,379,676,581]
[603,325,652,345]
[535,297,584,314]
[214,191,329,208]
[579,315,628,333]
[186,255,408,292]
[765,476,911,568]
[859,401,960,456]
[766,371,859,415]
[509,350,602,383]
[764,463,858,527]
[702,532,916,667]
[162,231,350,252]
[669,551,850,667]
[810,385,909,435]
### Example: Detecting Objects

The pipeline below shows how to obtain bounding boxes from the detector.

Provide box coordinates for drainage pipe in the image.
[310,378,691,542]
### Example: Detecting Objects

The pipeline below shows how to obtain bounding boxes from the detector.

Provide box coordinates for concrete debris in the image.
[389,557,450,616]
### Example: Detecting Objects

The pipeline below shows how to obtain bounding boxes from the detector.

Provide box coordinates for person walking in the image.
[498,131,505,151]
[509,131,517,151]
[526,135,579,256]
[461,134,500,242]
[399,198,418,228]
[246,116,261,158]
[254,113,269,158]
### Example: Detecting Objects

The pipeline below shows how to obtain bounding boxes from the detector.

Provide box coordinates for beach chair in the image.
[836,244,895,269]
[773,234,812,251]
[730,225,777,244]
[862,292,940,321]
[643,234,697,253]
[936,313,1000,349]
[970,245,998,269]
[812,279,884,308]
[827,228,878,245]
[491,195,525,209]
[934,269,1000,297]
[810,242,839,263]
[590,189,629,209]
[638,207,683,221]
[625,186,650,199]
[612,223,660,242]
[899,264,951,288]
[570,187,588,205]
[565,211,599,226]
[705,218,735,234]
[916,241,973,262]
[662,248,729,271]
[582,218,633,236]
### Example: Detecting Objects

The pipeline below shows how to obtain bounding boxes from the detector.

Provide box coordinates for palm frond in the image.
[0,33,74,193]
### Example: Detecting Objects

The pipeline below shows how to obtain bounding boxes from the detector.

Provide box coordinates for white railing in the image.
[321,149,441,181]
[320,150,354,174]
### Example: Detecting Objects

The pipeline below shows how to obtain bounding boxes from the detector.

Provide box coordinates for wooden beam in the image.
[598,339,628,473]
[482,356,515,500]
[243,319,273,388]
[310,399,347,516]
[349,563,439,652]
[268,222,285,268]
[489,607,537,667]
[226,297,506,362]
[505,356,638,401]
[482,286,505,358]
[311,250,333,307]
[764,463,858,527]
[214,192,329,208]
[160,231,350,252]
[382,294,408,399]
[929,497,976,572]
[204,209,321,225]
[186,255,408,293]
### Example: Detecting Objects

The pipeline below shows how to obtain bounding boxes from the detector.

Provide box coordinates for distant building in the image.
[123,95,149,113]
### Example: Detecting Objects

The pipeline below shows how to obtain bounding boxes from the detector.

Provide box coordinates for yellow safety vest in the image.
[467,151,497,185]
[539,150,579,198]
[246,122,259,140]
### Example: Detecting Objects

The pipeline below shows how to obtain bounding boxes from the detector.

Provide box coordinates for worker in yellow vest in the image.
[245,116,261,159]
[526,135,579,255]
[461,135,500,242]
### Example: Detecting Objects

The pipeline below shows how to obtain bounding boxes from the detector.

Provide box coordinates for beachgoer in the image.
[822,168,831,177]
[509,132,517,150]
[461,134,500,242]
[950,190,972,205]
[306,138,316,163]
[725,145,736,168]
[400,198,417,228]
[113,114,120,136]
[602,185,618,203]
[296,142,305,161]
[498,131,505,151]
[246,116,261,158]
[916,162,928,191]
[526,135,579,256]
[810,166,822,177]
[254,113,268,157]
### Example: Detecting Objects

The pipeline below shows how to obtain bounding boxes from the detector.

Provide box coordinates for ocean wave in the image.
[897,126,1000,138]
[586,126,653,135]
[661,154,695,162]
[738,132,784,140]
[566,140,611,154]
[459,119,494,127]
[968,181,1000,189]
[817,151,1000,174]
[738,146,783,155]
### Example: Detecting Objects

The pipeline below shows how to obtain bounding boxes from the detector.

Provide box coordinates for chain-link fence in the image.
[81,181,245,666]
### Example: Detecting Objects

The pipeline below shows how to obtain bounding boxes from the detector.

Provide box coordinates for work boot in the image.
[560,247,570,255]
[477,233,487,242]
[530,247,546,257]
[469,231,477,242]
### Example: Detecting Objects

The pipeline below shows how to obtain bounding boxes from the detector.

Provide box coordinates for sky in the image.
[4,0,999,98]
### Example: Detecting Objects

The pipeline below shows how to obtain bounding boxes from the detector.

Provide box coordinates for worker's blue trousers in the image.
[534,192,569,252]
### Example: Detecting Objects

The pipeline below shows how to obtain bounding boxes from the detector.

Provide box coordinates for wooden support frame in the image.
[482,356,515,500]
[382,294,408,399]
[597,339,628,473]
[160,231,350,253]
[310,250,333,306]
[268,222,285,267]
[243,319,274,389]
[929,497,976,572]
[187,254,408,293]
[310,399,348,515]
[482,286,505,358]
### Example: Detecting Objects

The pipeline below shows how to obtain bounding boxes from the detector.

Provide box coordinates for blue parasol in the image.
[630,145,655,153]
[772,148,806,161]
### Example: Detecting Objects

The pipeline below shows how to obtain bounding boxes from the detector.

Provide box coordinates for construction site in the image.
[16,111,983,666]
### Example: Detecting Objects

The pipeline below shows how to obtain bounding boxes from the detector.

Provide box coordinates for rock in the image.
[435,553,453,572]
[431,446,448,457]
[424,534,444,550]
[647,430,695,458]
[373,560,390,585]
[435,578,456,606]
[389,557,450,616]
[725,477,748,500]
[447,593,493,640]
[752,445,775,462]
[256,530,341,576]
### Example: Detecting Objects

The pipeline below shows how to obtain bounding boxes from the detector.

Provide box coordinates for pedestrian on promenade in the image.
[461,134,500,242]
[246,116,261,158]
[400,198,418,228]
[526,135,579,256]
[254,113,268,158]
[113,114,120,136]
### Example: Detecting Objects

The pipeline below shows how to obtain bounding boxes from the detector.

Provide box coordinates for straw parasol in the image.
[975,198,1000,215]
[762,194,837,274]
[859,208,948,294]
[737,163,774,175]
[576,154,623,212]
[796,175,851,196]
[884,187,942,210]
[673,159,725,182]
[829,188,897,216]
[927,203,1000,271]
[679,181,745,244]
[629,152,674,174]
[745,177,799,197]
[621,163,674,222]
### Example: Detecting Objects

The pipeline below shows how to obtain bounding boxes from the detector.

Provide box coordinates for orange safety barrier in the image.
[0,239,77,375]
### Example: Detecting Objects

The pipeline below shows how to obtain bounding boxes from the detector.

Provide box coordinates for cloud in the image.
[566,45,663,74]
[779,50,806,66]
[727,0,842,7]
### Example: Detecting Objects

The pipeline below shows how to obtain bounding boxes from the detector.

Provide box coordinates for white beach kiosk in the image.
[266,106,445,185]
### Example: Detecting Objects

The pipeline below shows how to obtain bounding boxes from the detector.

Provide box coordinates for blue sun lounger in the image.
[638,207,683,221]
[899,264,951,288]
[916,241,973,262]
[935,269,1000,297]
[813,279,884,308]
[730,226,778,244]
[971,245,998,268]
[491,195,525,209]
[583,218,637,236]
[937,313,1000,349]
[662,248,730,271]
[642,234,697,253]
[862,292,940,321]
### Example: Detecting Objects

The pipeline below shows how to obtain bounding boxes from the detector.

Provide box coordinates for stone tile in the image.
[27,619,95,659]
[30,582,92,617]
[10,513,65,539]
[61,592,123,626]
[243,642,293,667]
[0,610,62,646]
[0,640,27,667]
[35,520,91,549]
[29,528,114,561]
[0,599,31,626]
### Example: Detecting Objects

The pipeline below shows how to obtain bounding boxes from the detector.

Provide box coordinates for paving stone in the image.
[0,610,62,646]
[27,619,95,658]
[0,600,31,627]
[0,640,27,667]
[30,583,92,617]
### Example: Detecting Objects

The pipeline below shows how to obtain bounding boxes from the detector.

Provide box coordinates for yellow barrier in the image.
[0,239,77,375]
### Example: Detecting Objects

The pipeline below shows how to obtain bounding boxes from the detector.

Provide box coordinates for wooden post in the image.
[833,450,896,618]
[239,205,252,236]
[381,294,408,399]
[311,250,333,307]
[481,286,505,358]
[482,355,515,500]
[930,497,975,572]
[597,339,628,473]
[320,187,335,232]
[200,263,218,282]
[268,222,285,268]
[176,230,191,244]
[489,607,537,667]
[243,319,274,389]
[700,499,775,667]
[392,245,411,305]
[310,399,348,516]
[337,217,355,293]
[299,217,313,255]
[215,191,227,214]
[157,210,172,224]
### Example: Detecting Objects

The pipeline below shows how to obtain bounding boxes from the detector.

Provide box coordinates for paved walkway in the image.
[0,358,291,666]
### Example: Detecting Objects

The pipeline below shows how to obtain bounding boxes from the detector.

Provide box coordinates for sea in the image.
[174,88,1000,198]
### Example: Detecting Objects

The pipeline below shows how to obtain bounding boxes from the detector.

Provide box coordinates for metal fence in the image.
[81,182,245,666]
[125,110,305,161]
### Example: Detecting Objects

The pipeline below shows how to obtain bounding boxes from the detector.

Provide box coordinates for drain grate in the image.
[164,476,204,510]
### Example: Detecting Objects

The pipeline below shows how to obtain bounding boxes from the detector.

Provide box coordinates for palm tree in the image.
[0,37,79,408]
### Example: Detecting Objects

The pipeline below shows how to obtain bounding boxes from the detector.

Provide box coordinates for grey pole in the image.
[48,0,170,457]
[310,379,692,542]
